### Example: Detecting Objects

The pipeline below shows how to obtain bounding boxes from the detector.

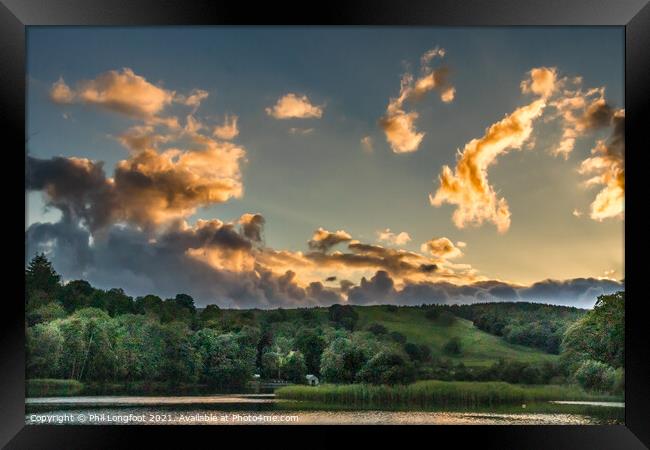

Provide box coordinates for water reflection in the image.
[25,395,624,425]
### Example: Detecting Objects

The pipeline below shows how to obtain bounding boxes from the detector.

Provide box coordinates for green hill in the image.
[354,306,557,368]
[215,304,559,369]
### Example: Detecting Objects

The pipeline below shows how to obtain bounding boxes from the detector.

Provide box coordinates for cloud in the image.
[213,114,240,140]
[380,47,455,153]
[27,139,245,231]
[344,271,622,308]
[117,125,172,153]
[26,219,319,308]
[430,66,624,230]
[36,72,249,232]
[49,68,175,120]
[379,110,424,154]
[288,127,315,135]
[176,89,209,109]
[348,270,396,305]
[251,228,476,289]
[520,67,558,99]
[578,110,625,220]
[26,156,116,230]
[361,136,374,154]
[26,207,621,308]
[551,83,613,158]
[306,281,343,305]
[265,93,323,119]
[239,213,266,242]
[302,239,470,283]
[518,277,623,308]
[430,93,547,233]
[50,77,75,103]
[377,228,411,245]
[546,76,624,220]
[420,237,463,260]
[307,227,352,252]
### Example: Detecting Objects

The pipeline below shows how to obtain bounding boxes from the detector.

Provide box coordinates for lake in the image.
[25,394,624,425]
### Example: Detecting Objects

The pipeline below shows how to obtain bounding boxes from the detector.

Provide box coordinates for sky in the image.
[25,27,625,308]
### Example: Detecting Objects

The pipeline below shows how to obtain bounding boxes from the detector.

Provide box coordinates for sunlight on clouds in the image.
[420,237,464,260]
[266,93,323,119]
[430,65,624,231]
[50,68,176,120]
[430,97,547,233]
[213,114,240,140]
[380,47,455,153]
[578,111,625,221]
[377,228,411,245]
[520,67,558,99]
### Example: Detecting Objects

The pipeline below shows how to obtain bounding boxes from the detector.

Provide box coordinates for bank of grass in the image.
[27,379,84,397]
[276,381,621,407]
[356,306,557,367]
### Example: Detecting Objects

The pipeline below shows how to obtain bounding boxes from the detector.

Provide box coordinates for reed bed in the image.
[27,379,84,397]
[276,381,618,407]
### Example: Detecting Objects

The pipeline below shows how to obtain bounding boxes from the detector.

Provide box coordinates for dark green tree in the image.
[25,253,61,308]
[294,328,325,375]
[561,291,625,371]
[174,293,197,313]
[443,336,462,355]
[356,351,415,385]
[59,280,95,312]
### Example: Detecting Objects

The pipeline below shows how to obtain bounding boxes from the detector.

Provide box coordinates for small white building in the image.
[305,374,319,386]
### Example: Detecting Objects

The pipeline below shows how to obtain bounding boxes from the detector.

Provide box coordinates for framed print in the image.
[1,0,649,448]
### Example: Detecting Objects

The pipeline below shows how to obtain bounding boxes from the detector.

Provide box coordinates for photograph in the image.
[21,25,627,427]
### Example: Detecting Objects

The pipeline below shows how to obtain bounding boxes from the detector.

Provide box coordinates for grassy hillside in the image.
[215,304,558,369]
[354,306,557,368]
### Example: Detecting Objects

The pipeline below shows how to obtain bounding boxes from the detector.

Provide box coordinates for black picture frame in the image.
[2,0,648,448]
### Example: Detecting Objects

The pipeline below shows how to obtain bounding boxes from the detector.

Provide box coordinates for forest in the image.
[26,254,624,395]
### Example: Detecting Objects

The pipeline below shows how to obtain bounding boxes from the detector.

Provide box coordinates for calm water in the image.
[25,394,624,425]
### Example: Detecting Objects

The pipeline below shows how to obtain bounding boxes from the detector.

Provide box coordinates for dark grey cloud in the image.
[306,281,343,306]
[25,218,343,309]
[344,270,622,308]
[26,156,116,230]
[347,270,395,305]
[239,213,265,242]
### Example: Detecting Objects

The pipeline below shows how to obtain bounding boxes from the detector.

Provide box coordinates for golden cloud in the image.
[377,228,411,245]
[420,237,463,260]
[265,93,323,119]
[551,83,612,158]
[213,114,240,140]
[430,97,546,233]
[176,89,209,109]
[50,68,176,120]
[380,47,455,153]
[308,227,352,252]
[578,110,624,220]
[379,110,425,153]
[520,67,558,99]
[113,143,245,228]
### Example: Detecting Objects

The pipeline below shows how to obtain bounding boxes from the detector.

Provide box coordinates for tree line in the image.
[25,254,624,393]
